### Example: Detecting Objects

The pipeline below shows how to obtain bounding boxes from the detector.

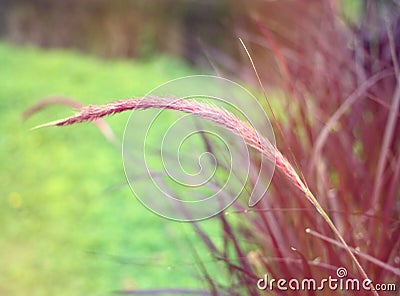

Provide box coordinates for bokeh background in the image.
[0,1,225,295]
[1,1,399,295]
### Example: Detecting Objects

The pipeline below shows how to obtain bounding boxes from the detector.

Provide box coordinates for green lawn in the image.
[0,42,224,295]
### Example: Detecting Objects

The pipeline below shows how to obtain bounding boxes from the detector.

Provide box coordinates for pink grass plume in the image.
[33,96,376,293]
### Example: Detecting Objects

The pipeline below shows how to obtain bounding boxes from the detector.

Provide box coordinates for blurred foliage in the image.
[0,0,232,64]
[0,42,223,295]
[2,0,395,81]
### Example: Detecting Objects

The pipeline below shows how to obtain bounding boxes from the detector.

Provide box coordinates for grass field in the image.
[0,42,224,295]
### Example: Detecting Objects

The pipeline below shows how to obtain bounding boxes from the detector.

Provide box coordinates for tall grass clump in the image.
[31,1,399,295]
[191,1,400,295]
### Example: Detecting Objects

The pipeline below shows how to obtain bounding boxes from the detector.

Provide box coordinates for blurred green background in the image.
[0,1,243,293]
[0,42,225,295]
